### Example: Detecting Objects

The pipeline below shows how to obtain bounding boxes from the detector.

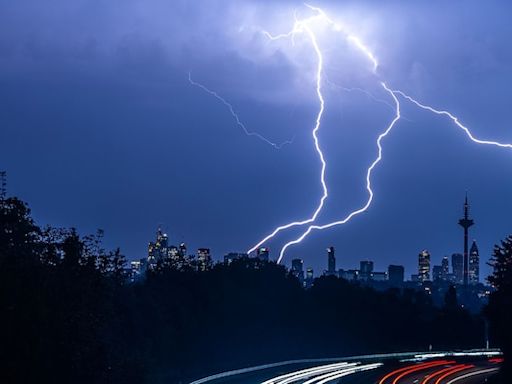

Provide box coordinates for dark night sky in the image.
[1,0,511,278]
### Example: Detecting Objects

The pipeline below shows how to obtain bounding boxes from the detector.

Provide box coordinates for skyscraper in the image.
[469,240,480,284]
[452,253,463,284]
[432,265,443,282]
[360,260,374,280]
[458,195,474,286]
[388,265,404,286]
[147,227,170,269]
[441,256,450,280]
[418,250,431,282]
[305,268,314,288]
[256,247,270,262]
[145,229,192,272]
[327,246,336,275]
[291,258,305,285]
[197,248,212,271]
[224,252,248,265]
[179,242,187,258]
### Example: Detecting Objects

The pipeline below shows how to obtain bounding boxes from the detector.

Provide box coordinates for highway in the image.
[189,351,502,384]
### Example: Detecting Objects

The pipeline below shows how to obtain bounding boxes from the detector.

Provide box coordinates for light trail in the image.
[411,351,501,360]
[260,362,353,384]
[445,367,500,384]
[489,357,504,363]
[421,365,463,384]
[188,72,294,149]
[378,360,453,384]
[433,365,473,384]
[189,351,501,384]
[304,363,382,384]
[261,362,381,384]
[391,361,456,384]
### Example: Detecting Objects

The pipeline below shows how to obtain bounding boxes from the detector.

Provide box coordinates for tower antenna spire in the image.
[458,193,474,286]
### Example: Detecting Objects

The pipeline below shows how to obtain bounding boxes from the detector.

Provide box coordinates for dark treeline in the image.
[486,235,512,381]
[0,196,507,383]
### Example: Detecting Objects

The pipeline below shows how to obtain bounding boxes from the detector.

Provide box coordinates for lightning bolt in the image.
[324,77,397,113]
[247,4,383,256]
[244,4,512,263]
[188,72,294,149]
[247,8,330,254]
[278,82,400,262]
[393,90,512,149]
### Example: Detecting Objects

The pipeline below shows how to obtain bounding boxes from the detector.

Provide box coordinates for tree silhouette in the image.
[486,235,512,379]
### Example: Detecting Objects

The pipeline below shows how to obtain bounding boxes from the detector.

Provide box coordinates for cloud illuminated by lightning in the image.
[188,72,294,149]
[242,4,512,263]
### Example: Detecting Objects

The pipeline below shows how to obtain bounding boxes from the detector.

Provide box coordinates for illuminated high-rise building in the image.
[432,265,443,282]
[130,259,147,280]
[441,256,450,280]
[339,269,359,281]
[458,195,474,286]
[418,250,430,282]
[147,227,170,269]
[469,240,480,284]
[224,252,248,265]
[452,253,463,284]
[179,242,187,258]
[146,228,192,271]
[197,248,212,271]
[305,268,314,289]
[291,258,304,285]
[360,260,374,280]
[256,247,270,262]
[327,246,336,275]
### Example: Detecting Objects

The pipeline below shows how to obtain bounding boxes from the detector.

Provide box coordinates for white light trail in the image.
[406,350,502,362]
[261,362,381,384]
[261,362,354,384]
[188,72,294,149]
[445,367,500,384]
[302,363,382,384]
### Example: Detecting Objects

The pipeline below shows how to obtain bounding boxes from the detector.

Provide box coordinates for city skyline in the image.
[6,170,495,279]
[126,194,487,280]
[4,167,499,280]
[134,195,484,287]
